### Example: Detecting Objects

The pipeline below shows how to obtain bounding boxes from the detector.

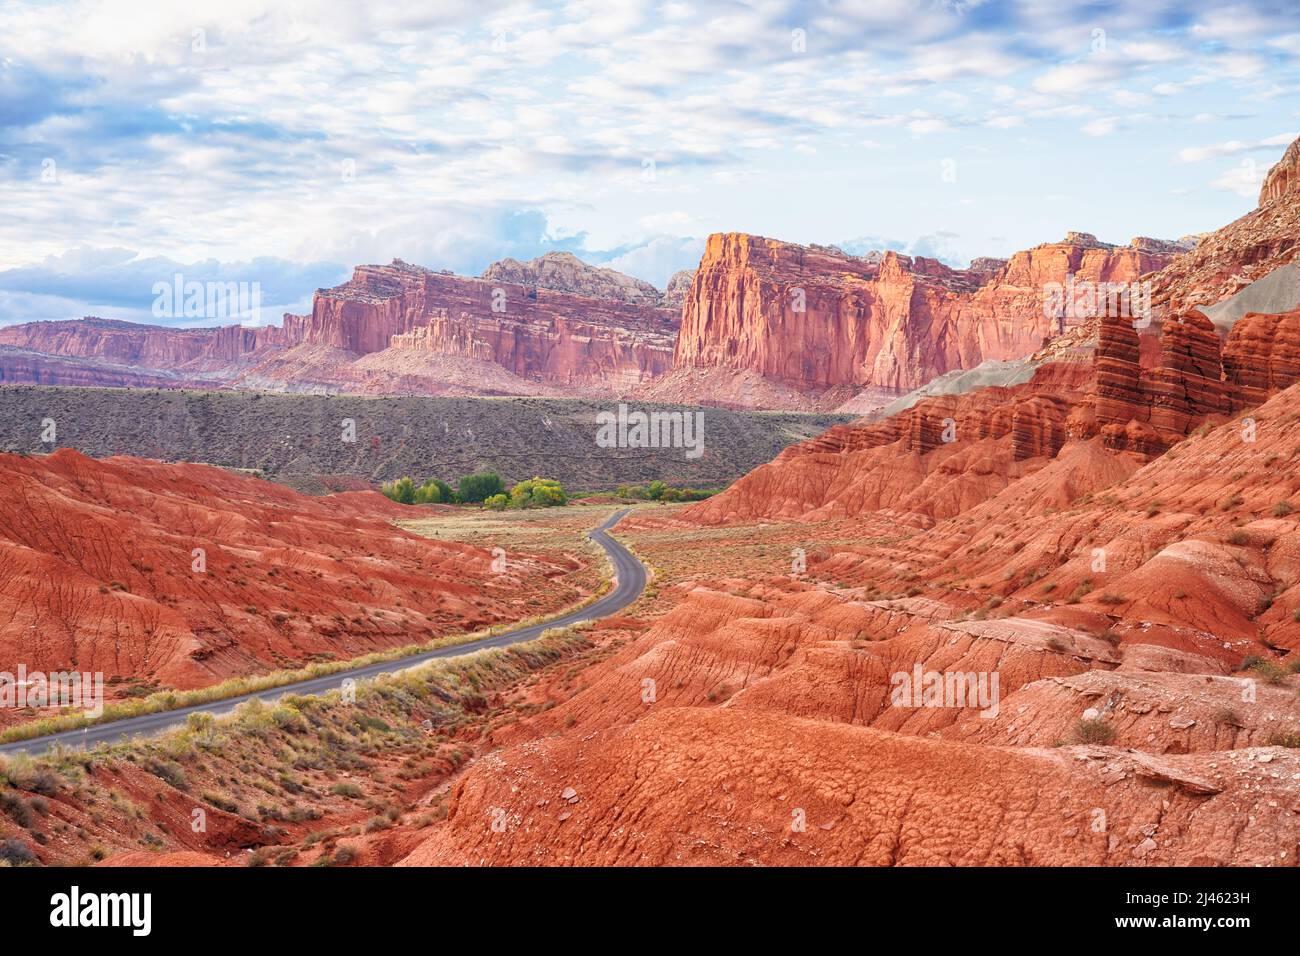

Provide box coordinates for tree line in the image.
[381,472,568,509]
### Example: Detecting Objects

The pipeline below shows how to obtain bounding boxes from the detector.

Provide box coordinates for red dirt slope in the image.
[0,449,581,696]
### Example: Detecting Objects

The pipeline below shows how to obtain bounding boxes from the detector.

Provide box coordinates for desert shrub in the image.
[1,757,59,796]
[146,759,188,791]
[0,791,34,827]
[1227,529,1251,546]
[186,712,215,734]
[202,791,240,813]
[331,845,358,865]
[482,493,508,511]
[270,705,305,732]
[0,838,36,866]
[1266,729,1300,748]
[330,782,363,799]
[1071,718,1117,745]
[1210,707,1242,727]
[1274,500,1294,517]
[1249,661,1287,685]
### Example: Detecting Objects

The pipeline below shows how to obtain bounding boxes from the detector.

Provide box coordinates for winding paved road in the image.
[0,509,645,757]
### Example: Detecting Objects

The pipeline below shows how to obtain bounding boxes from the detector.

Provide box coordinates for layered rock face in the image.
[0,258,680,397]
[673,231,1175,402]
[0,346,199,389]
[0,317,295,374]
[1085,299,1300,457]
[686,296,1300,524]
[1222,307,1300,404]
[284,260,678,392]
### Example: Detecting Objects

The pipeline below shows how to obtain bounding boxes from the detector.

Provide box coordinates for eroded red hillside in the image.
[0,450,586,701]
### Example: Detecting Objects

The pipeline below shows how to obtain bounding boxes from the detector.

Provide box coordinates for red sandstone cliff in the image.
[259,260,678,393]
[0,258,679,397]
[669,231,1174,406]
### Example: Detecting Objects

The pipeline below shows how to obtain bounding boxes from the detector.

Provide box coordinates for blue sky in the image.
[2,0,1299,326]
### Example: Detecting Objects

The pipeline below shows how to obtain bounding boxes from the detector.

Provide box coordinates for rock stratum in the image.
[9,135,1300,412]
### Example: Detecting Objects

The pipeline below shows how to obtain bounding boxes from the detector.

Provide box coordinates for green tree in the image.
[482,493,509,511]
[456,471,506,504]
[381,476,416,505]
[647,480,667,501]
[413,477,453,504]
[507,477,567,509]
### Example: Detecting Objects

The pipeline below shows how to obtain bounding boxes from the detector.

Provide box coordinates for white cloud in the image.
[1177,133,1297,163]
[1210,158,1268,197]
[2,0,1299,309]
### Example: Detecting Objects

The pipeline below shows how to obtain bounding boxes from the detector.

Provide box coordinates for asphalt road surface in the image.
[0,509,645,757]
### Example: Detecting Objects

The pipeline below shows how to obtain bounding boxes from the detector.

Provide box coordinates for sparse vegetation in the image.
[1249,660,1287,685]
[1210,707,1242,727]
[1071,718,1117,745]
[0,837,36,866]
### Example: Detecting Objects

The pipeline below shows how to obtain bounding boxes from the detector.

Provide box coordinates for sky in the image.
[2,0,1299,326]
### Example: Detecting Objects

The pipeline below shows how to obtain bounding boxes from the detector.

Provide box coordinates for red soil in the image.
[399,365,1300,866]
[0,449,583,699]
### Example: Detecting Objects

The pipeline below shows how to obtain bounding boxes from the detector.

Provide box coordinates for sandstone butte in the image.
[0,447,588,722]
